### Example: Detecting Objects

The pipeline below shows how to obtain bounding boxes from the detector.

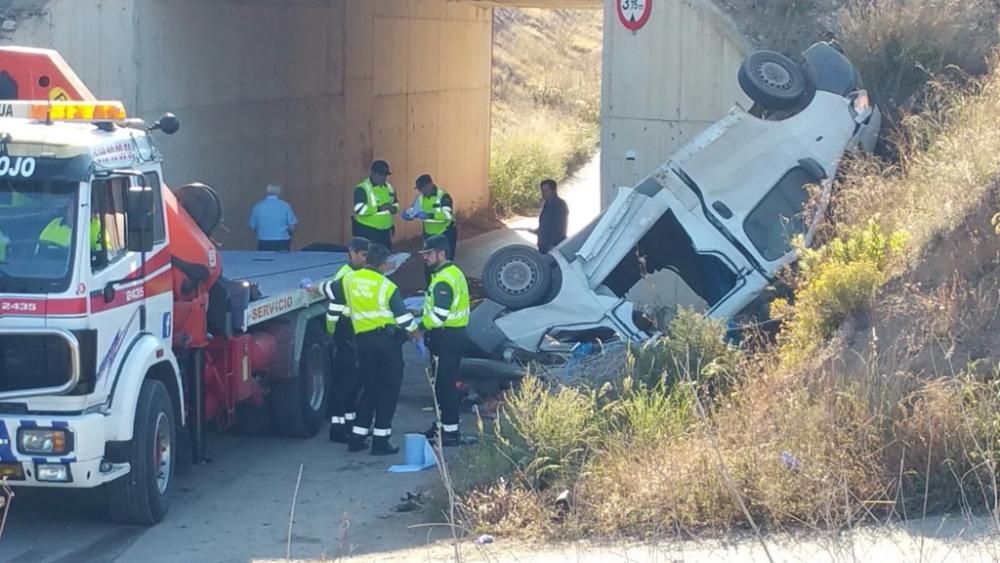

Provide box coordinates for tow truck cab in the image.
[0,93,345,527]
[0,99,183,491]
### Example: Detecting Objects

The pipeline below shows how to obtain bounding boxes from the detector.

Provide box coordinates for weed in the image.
[490,8,602,216]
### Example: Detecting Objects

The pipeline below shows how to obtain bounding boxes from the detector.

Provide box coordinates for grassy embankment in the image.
[441,0,1000,540]
[488,8,602,217]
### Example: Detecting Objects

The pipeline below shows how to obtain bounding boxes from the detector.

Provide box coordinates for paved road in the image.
[0,152,603,563]
[458,151,601,278]
[0,348,455,563]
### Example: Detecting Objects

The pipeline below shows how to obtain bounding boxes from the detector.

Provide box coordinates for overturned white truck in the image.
[468,41,881,365]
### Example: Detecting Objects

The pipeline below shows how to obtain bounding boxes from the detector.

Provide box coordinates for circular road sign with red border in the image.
[618,0,652,32]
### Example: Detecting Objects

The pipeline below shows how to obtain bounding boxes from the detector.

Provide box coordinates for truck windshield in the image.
[0,179,79,293]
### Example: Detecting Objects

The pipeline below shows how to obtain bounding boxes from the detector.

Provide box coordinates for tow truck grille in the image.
[0,334,74,393]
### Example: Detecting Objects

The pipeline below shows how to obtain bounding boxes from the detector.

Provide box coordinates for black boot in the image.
[347,433,368,453]
[370,436,399,456]
[329,422,349,444]
[422,423,439,441]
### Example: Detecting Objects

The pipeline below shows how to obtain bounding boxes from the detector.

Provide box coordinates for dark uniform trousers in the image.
[428,327,466,429]
[353,328,405,434]
[329,320,361,421]
[352,219,393,251]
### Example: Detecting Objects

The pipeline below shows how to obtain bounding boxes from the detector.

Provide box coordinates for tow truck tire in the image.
[483,245,552,310]
[738,50,807,110]
[107,379,175,526]
[271,321,329,438]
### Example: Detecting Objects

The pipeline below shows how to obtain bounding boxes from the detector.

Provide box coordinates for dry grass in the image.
[450,51,1000,542]
[718,0,1000,124]
[489,8,602,216]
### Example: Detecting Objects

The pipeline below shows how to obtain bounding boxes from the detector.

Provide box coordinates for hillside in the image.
[443,6,1000,543]
[488,7,602,216]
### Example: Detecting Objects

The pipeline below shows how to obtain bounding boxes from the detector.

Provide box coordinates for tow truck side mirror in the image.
[126,182,155,253]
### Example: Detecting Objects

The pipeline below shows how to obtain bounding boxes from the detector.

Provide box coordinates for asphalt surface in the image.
[0,347,455,563]
[0,152,601,563]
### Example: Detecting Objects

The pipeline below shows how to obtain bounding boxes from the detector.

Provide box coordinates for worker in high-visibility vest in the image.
[37,208,103,253]
[351,160,399,251]
[309,237,370,443]
[413,234,472,447]
[403,174,457,284]
[327,243,419,455]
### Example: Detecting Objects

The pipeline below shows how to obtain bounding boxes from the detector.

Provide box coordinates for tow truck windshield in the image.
[0,178,79,293]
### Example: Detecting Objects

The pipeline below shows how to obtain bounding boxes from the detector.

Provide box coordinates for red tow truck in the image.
[0,47,404,524]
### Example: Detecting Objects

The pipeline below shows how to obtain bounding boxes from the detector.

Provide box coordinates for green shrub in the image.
[774,220,906,366]
[628,308,741,392]
[499,376,600,486]
[610,379,697,447]
[489,114,599,217]
[489,133,564,217]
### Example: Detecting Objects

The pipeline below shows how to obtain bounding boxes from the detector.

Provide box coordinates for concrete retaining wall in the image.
[4,0,492,247]
[600,0,750,206]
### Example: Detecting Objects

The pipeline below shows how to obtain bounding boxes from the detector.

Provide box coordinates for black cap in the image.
[371,160,391,175]
[366,243,390,267]
[419,234,450,254]
[348,237,370,252]
[415,174,433,189]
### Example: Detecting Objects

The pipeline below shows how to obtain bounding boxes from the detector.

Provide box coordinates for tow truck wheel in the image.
[271,321,329,438]
[738,50,807,110]
[483,245,552,310]
[107,379,175,525]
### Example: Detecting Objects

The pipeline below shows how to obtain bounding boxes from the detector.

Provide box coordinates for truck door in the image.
[87,173,169,393]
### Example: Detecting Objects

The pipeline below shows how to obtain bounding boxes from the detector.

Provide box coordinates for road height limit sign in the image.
[618,0,652,33]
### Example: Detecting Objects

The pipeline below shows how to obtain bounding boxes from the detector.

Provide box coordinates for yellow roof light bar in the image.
[1,100,128,122]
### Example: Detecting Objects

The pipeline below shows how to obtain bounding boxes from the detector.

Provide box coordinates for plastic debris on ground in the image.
[475,534,495,545]
[387,433,438,473]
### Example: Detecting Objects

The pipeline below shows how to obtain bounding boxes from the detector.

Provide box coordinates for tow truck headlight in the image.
[18,428,72,455]
[36,463,71,482]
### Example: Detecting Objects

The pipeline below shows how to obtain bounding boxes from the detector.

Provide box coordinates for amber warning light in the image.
[1,100,127,122]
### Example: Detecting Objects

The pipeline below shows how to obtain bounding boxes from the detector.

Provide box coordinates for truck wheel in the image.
[737,50,807,111]
[271,322,329,438]
[483,245,552,311]
[107,379,175,525]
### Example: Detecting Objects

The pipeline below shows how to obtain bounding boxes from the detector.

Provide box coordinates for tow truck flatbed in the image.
[219,250,410,327]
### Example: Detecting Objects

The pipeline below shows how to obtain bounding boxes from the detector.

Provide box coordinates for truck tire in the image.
[738,50,807,111]
[271,322,329,438]
[483,245,552,311]
[107,379,175,525]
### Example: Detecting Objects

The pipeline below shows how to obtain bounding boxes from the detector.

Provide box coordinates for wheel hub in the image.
[304,343,326,412]
[153,412,171,494]
[497,258,537,295]
[756,61,793,90]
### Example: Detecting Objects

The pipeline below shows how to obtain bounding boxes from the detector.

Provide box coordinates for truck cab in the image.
[0,46,412,527]
[0,99,184,517]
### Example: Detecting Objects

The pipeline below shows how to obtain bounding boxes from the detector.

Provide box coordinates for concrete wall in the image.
[4,0,492,247]
[600,0,751,206]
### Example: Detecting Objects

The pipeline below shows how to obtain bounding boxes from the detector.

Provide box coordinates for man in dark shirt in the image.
[532,178,568,254]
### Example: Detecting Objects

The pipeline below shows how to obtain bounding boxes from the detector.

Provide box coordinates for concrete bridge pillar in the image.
[3,0,492,247]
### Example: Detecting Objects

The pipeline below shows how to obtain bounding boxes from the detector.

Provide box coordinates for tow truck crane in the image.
[0,47,403,525]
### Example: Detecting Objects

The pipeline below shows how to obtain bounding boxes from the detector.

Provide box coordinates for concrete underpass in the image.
[2,0,752,248]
